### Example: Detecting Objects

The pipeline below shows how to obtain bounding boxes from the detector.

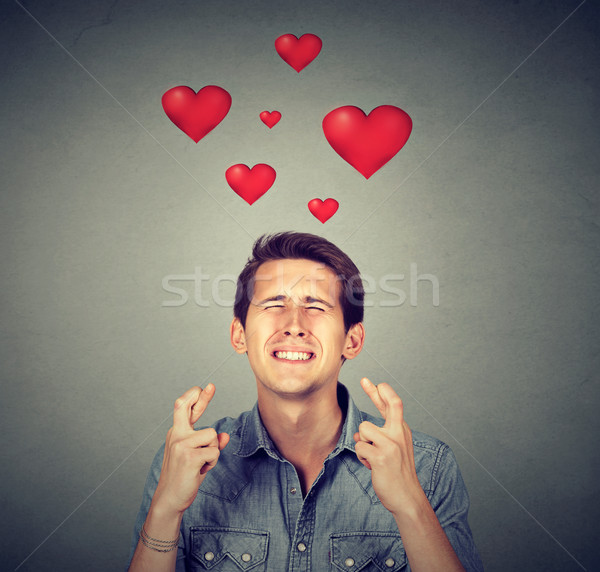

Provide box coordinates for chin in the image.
[261,376,330,398]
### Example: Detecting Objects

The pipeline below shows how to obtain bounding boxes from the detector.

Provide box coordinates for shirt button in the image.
[385,557,395,567]
[241,553,252,562]
[345,557,355,567]
[297,542,307,552]
[204,552,215,561]
[290,487,297,494]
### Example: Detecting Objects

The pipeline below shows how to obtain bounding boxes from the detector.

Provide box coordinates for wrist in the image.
[150,481,191,518]
[390,491,433,529]
[147,499,185,528]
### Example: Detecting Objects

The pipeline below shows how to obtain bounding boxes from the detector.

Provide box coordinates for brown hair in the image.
[234,232,364,332]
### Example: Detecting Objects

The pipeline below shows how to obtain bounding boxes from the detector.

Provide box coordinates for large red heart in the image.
[226,164,276,205]
[322,105,412,179]
[275,33,322,72]
[162,85,232,143]
[260,110,281,128]
[308,198,339,223]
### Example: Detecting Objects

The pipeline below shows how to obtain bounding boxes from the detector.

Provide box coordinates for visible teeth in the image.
[275,351,312,361]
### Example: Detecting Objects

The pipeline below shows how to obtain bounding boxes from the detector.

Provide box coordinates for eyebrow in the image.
[255,295,334,308]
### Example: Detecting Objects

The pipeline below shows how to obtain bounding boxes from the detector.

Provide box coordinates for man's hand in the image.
[152,384,230,518]
[354,377,466,571]
[128,385,229,571]
[354,378,425,517]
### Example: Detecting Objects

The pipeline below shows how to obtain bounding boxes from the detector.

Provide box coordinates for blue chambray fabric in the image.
[128,384,484,571]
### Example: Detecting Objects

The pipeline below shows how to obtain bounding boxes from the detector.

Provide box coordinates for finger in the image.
[354,440,373,470]
[199,446,222,475]
[180,427,219,449]
[357,420,389,446]
[190,383,216,425]
[377,383,404,429]
[173,386,201,431]
[179,429,230,452]
[218,432,230,451]
[360,378,386,418]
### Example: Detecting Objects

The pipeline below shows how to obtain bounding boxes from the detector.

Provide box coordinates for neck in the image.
[257,383,344,468]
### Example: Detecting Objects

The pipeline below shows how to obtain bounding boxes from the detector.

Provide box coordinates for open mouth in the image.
[272,350,315,362]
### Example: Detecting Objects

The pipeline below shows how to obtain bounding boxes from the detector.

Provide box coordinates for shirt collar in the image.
[235,383,365,459]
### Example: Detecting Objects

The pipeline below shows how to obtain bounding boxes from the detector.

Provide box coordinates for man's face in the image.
[230,258,363,399]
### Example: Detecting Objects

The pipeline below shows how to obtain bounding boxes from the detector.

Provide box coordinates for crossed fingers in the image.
[156,384,230,515]
[360,377,405,433]
[170,386,226,465]
[353,377,414,467]
[173,383,216,432]
[352,379,427,518]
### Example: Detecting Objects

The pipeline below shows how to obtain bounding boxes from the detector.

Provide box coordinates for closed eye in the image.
[307,306,325,312]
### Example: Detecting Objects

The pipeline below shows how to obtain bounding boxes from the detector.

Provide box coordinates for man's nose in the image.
[283,306,306,337]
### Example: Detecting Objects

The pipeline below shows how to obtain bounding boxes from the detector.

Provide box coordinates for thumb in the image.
[218,432,230,450]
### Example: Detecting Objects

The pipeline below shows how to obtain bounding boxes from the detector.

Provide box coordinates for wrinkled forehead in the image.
[251,258,341,304]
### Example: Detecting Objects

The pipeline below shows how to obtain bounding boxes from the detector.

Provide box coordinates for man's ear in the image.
[342,322,365,361]
[230,317,247,354]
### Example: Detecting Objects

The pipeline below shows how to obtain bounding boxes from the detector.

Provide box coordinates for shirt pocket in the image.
[330,532,407,572]
[188,527,269,571]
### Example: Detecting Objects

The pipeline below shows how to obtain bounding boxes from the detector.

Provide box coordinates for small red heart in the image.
[308,198,339,223]
[226,164,276,205]
[260,110,282,128]
[275,33,322,72]
[322,105,412,179]
[161,85,232,143]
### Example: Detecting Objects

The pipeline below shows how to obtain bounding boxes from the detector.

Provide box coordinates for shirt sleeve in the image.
[427,444,485,571]
[125,443,187,572]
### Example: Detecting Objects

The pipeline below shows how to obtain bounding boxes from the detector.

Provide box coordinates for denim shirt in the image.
[128,384,483,571]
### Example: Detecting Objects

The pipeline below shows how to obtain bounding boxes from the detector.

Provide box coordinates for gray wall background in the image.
[1,1,598,570]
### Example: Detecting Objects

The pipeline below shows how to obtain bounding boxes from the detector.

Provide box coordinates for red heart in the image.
[308,198,339,223]
[161,85,232,143]
[322,105,412,179]
[260,110,282,128]
[226,164,276,205]
[275,33,322,72]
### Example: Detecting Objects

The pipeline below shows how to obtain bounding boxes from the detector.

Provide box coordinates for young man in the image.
[128,232,483,571]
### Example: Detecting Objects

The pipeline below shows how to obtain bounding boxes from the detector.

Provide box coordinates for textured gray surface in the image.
[1,1,598,570]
